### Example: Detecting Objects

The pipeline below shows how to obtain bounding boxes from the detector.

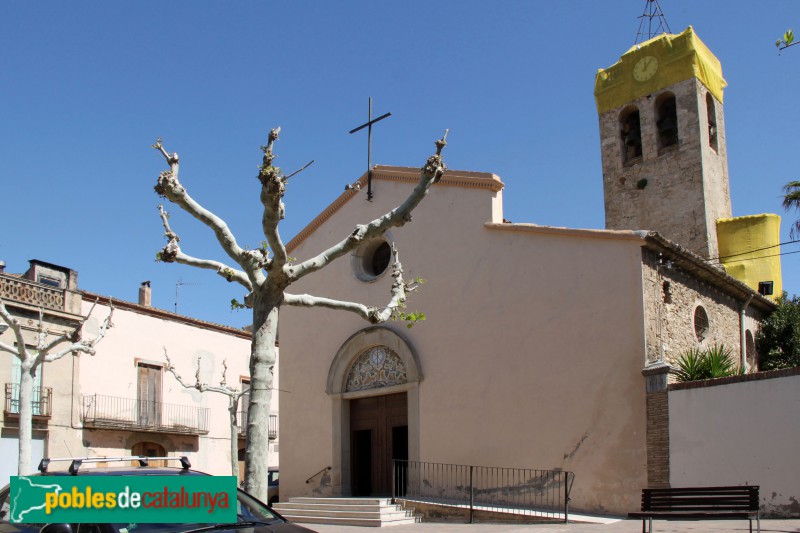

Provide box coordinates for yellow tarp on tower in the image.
[594,26,727,114]
[717,214,783,300]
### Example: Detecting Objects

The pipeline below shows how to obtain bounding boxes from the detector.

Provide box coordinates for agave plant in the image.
[674,348,708,382]
[704,344,736,378]
[674,344,737,382]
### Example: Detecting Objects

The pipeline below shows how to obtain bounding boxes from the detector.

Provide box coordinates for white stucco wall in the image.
[279,169,650,515]
[669,372,800,516]
[76,299,275,475]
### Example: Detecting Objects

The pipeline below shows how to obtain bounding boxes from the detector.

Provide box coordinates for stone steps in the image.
[273,497,419,527]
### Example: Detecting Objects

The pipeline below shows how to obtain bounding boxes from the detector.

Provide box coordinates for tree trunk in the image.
[229,399,239,479]
[17,365,34,476]
[244,292,279,501]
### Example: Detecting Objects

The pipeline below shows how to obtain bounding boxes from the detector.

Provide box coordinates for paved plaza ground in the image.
[307,518,800,532]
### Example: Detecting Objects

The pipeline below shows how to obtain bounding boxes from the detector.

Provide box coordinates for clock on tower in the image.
[593,27,731,261]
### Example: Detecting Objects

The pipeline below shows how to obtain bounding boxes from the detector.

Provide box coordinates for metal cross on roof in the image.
[349,97,392,201]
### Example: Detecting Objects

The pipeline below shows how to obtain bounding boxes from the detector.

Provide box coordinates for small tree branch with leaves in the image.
[0,297,113,475]
[152,127,447,500]
[776,29,797,51]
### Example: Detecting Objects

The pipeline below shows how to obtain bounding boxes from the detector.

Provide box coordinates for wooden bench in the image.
[628,486,760,533]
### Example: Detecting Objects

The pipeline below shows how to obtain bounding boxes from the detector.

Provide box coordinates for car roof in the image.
[36,466,208,476]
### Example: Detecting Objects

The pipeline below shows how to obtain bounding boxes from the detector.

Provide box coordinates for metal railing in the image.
[4,383,52,417]
[81,394,209,434]
[0,274,65,311]
[392,460,574,523]
[237,410,278,440]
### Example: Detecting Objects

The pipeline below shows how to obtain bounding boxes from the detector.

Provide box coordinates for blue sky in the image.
[2,1,798,327]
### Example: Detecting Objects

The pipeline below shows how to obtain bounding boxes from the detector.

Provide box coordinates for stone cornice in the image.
[484,222,645,242]
[286,166,503,253]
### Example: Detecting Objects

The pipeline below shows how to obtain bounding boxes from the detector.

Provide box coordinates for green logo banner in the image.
[10,476,237,524]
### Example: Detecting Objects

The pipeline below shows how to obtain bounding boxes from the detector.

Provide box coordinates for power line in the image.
[717,248,800,265]
[706,238,800,262]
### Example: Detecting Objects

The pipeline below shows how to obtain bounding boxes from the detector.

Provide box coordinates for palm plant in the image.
[784,180,800,239]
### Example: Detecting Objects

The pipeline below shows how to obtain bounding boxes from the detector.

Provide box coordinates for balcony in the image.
[4,384,52,419]
[237,410,278,440]
[81,394,208,435]
[0,274,65,312]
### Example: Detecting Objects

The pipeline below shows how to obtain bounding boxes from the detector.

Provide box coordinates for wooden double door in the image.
[350,392,408,497]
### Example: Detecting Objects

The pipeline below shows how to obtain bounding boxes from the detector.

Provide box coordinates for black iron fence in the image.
[392,460,574,523]
[81,394,209,434]
[237,410,278,440]
[4,383,52,417]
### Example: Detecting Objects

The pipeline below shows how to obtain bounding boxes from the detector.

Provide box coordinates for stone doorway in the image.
[327,327,422,497]
[349,392,408,496]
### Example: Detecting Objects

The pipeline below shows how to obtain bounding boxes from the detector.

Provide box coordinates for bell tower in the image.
[594,27,732,260]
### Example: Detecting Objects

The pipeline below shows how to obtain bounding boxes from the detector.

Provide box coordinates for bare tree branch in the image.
[284,244,412,323]
[0,342,17,355]
[282,293,376,320]
[157,205,256,289]
[0,297,30,360]
[164,349,244,397]
[283,160,315,181]
[41,303,114,363]
[164,350,248,477]
[153,139,262,278]
[289,131,448,282]
[0,295,113,476]
[258,128,290,271]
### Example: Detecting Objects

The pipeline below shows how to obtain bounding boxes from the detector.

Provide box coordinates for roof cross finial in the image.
[349,97,392,202]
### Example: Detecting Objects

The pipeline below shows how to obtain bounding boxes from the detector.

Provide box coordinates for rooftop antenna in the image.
[635,0,672,44]
[349,97,392,202]
[174,278,198,314]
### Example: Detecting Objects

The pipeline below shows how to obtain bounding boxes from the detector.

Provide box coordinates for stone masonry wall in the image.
[641,248,762,370]
[599,78,731,260]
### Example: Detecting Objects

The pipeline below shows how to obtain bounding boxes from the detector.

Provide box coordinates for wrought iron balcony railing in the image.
[81,394,209,435]
[0,274,65,312]
[237,410,277,440]
[4,383,52,418]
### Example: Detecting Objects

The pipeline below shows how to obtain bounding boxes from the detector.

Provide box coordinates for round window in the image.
[694,306,709,342]
[351,236,393,282]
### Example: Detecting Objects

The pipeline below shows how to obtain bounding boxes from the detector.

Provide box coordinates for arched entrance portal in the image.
[327,327,422,497]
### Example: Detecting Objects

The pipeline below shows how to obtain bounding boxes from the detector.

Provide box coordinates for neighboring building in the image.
[0,260,83,486]
[277,27,780,516]
[0,262,279,486]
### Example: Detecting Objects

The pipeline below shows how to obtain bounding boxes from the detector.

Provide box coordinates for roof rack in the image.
[37,456,191,475]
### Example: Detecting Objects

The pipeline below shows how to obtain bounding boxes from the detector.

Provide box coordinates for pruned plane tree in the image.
[152,127,448,500]
[0,299,113,476]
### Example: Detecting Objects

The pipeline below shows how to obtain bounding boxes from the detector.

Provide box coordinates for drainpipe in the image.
[740,295,753,373]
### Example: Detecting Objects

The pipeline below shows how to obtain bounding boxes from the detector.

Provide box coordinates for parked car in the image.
[0,457,313,533]
[267,469,279,506]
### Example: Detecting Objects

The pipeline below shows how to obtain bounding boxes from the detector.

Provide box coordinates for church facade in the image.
[277,28,776,515]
